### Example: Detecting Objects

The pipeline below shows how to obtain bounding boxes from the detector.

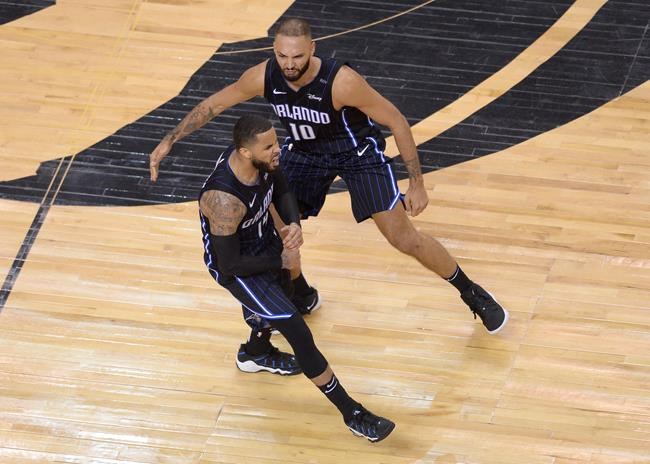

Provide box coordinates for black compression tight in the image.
[269,313,328,379]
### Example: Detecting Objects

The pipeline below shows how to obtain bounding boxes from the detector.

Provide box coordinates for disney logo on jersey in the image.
[271,103,331,125]
[307,93,322,101]
[241,185,274,230]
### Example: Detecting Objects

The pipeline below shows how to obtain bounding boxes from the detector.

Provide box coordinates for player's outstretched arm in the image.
[332,67,429,217]
[150,62,267,182]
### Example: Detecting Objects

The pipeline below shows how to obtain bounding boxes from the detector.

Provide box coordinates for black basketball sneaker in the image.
[236,344,302,375]
[291,286,322,315]
[461,283,509,334]
[346,405,395,442]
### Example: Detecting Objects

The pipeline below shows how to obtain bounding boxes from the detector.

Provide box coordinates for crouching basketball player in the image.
[198,114,394,442]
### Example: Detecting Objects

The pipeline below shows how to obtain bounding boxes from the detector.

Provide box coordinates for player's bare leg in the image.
[372,204,509,333]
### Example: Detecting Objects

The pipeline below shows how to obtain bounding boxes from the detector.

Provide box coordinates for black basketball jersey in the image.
[199,146,282,282]
[264,57,383,155]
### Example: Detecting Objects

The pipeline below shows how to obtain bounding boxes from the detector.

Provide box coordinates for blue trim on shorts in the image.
[234,276,294,320]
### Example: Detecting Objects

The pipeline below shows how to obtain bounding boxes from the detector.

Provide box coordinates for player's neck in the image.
[285,56,321,91]
[229,149,259,186]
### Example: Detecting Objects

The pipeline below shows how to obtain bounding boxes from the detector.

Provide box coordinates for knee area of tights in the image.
[272,313,313,345]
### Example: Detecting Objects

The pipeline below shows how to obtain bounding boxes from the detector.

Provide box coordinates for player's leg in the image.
[371,197,508,334]
[372,203,456,277]
[235,306,303,375]
[270,313,395,442]
[278,144,335,313]
[229,269,394,441]
[270,205,321,314]
[339,139,453,275]
[223,272,302,375]
[279,143,334,220]
[342,139,508,334]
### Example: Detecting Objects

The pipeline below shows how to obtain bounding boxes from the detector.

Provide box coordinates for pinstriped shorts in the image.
[280,136,403,223]
[220,269,295,331]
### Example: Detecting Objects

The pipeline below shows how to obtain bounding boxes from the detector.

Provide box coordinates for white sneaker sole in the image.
[348,423,395,443]
[236,359,296,375]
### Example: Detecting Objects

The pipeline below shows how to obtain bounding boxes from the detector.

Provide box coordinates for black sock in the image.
[446,265,473,294]
[317,374,359,422]
[244,328,272,356]
[292,273,311,297]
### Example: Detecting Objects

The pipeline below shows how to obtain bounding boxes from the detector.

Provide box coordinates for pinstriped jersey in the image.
[264,57,382,155]
[199,146,282,282]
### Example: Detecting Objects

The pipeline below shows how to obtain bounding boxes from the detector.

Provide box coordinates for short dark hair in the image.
[233,115,273,150]
[275,18,312,39]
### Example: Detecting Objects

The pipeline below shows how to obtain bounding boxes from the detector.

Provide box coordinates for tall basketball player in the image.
[153,18,509,334]
[200,114,394,442]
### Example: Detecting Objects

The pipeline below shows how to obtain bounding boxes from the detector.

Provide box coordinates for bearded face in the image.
[273,34,315,83]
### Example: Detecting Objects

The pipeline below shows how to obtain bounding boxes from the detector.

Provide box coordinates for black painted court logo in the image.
[0,0,647,208]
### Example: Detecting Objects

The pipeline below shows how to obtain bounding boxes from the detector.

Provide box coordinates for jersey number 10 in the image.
[288,123,316,141]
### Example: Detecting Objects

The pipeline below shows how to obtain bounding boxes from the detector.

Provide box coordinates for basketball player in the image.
[201,114,394,442]
[152,18,509,334]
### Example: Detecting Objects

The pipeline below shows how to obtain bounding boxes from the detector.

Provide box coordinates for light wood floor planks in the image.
[0,0,649,463]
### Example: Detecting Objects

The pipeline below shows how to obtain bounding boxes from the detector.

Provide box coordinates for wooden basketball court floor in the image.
[0,1,649,463]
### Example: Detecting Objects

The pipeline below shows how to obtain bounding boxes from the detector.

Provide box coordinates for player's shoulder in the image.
[336,62,361,77]
[253,59,271,72]
[332,64,368,104]
[200,188,245,213]
[333,64,365,88]
[202,158,232,193]
[238,60,270,92]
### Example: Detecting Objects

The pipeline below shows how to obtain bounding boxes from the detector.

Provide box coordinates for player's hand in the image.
[404,181,429,217]
[281,223,303,250]
[281,248,301,270]
[149,137,173,182]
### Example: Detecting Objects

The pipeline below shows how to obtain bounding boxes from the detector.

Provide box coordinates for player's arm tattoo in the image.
[166,100,216,144]
[199,190,246,235]
[402,155,423,183]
